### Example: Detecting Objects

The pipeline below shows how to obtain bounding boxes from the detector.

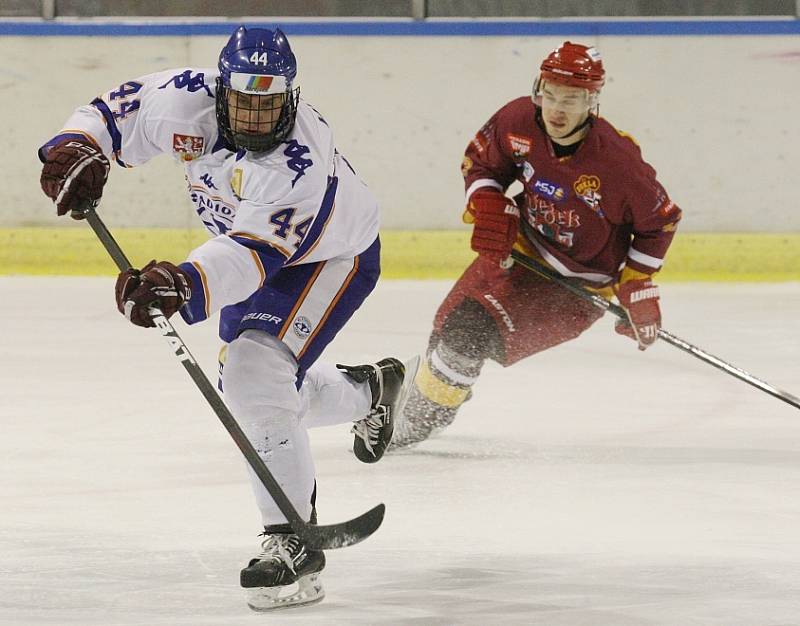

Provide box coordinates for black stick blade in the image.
[298,503,385,551]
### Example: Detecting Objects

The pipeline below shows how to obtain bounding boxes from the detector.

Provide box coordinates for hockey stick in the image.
[73,204,385,549]
[509,249,800,411]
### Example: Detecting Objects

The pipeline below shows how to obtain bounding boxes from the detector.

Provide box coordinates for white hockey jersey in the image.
[43,67,380,324]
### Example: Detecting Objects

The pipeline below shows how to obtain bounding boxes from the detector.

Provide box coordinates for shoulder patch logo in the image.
[173,134,204,162]
[461,156,473,177]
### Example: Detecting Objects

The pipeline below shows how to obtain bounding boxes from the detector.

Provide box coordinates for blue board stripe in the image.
[1,19,799,37]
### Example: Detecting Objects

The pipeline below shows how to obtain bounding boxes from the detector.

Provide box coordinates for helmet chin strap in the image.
[546,114,592,144]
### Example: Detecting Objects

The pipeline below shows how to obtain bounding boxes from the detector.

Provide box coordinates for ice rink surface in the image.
[2,277,800,626]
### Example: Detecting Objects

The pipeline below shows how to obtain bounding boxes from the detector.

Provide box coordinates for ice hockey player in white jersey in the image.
[39,25,418,611]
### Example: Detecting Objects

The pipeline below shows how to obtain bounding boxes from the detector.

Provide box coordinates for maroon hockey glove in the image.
[115,260,192,328]
[467,189,520,264]
[614,278,661,351]
[40,138,110,219]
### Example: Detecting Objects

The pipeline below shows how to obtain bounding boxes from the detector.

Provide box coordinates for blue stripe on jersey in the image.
[178,262,208,324]
[37,132,94,162]
[287,176,338,265]
[211,134,229,153]
[229,235,287,279]
[89,97,129,167]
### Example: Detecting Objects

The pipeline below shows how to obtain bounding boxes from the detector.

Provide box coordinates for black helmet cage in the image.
[215,77,300,153]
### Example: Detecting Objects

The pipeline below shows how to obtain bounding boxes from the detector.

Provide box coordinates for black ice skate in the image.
[338,355,421,463]
[240,524,326,611]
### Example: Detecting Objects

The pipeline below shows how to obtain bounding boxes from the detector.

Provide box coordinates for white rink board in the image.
[4,33,799,230]
[2,277,800,625]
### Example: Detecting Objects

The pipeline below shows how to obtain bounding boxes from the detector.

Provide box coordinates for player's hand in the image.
[614,278,661,350]
[40,138,110,219]
[467,189,520,264]
[115,260,192,328]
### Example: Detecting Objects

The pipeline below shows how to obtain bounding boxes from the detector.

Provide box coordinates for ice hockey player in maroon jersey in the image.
[392,41,683,448]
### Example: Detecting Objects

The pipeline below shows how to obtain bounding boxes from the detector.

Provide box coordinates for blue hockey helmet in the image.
[215,26,300,153]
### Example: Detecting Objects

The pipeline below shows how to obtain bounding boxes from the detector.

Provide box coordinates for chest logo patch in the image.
[173,134,204,162]
[573,174,603,213]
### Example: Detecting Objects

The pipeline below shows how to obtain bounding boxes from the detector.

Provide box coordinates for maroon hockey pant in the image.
[433,255,605,366]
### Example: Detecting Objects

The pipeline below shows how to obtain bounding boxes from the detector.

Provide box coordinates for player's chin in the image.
[233,124,272,135]
[546,125,568,137]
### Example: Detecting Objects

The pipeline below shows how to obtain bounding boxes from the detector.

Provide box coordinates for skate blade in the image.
[390,355,422,441]
[245,573,325,612]
[397,355,422,416]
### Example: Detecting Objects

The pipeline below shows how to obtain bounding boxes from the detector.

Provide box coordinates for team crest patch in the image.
[173,134,204,161]
[573,174,603,213]
[461,156,473,176]
[507,133,532,157]
[293,316,313,339]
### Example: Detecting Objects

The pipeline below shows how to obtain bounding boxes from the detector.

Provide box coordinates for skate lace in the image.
[351,406,388,454]
[257,533,301,574]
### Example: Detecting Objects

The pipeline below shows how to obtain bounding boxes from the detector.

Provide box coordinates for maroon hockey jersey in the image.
[462,96,682,284]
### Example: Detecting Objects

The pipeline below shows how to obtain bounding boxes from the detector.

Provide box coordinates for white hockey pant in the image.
[222,329,371,527]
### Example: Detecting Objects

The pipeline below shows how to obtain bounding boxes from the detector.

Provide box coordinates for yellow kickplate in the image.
[1,228,798,281]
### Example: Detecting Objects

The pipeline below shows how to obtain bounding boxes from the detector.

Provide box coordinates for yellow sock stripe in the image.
[415,360,470,408]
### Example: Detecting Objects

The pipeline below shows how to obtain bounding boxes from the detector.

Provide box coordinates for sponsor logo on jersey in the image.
[525,196,580,248]
[283,140,313,187]
[190,186,235,235]
[293,316,313,339]
[173,134,204,161]
[506,133,532,157]
[573,174,603,214]
[522,161,535,182]
[242,312,283,324]
[461,156,473,177]
[653,191,677,217]
[159,70,213,97]
[471,134,487,153]
[472,123,493,153]
[532,177,567,202]
[200,173,218,189]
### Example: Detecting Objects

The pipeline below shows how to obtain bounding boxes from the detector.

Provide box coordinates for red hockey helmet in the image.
[539,42,605,92]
